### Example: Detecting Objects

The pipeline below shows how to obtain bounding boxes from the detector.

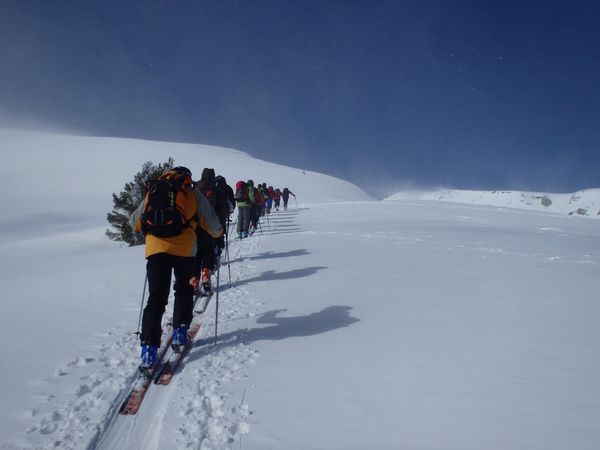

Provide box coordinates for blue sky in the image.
[1,0,599,197]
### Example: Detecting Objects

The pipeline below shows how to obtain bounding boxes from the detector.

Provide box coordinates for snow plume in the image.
[0,109,85,137]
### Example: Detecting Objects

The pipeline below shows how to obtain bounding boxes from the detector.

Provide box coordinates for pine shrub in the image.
[106,157,174,245]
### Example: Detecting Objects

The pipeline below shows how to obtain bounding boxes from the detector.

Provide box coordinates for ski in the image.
[154,320,204,385]
[119,256,219,415]
[118,337,172,415]
[154,293,212,385]
[119,292,209,415]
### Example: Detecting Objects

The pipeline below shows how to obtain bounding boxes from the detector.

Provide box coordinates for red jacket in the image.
[254,187,265,206]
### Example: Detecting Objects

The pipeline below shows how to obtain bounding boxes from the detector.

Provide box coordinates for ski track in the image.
[22,215,288,450]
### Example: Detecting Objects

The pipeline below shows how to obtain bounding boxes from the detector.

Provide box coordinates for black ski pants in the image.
[250,205,259,229]
[195,227,217,272]
[216,216,228,251]
[141,253,195,346]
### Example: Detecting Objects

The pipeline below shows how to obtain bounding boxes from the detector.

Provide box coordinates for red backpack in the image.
[234,181,249,202]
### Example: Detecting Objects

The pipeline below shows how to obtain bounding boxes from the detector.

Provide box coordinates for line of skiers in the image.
[129,165,295,369]
[234,180,295,239]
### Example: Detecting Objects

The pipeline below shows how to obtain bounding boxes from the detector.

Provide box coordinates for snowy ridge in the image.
[385,188,600,218]
[0,128,372,221]
[0,128,372,246]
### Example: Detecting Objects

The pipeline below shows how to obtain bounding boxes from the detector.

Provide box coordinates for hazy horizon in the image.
[2,1,599,198]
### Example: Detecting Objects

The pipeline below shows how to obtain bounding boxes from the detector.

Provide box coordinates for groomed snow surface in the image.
[1,130,600,449]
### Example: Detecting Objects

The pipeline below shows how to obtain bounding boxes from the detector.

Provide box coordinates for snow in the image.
[385,188,600,218]
[1,129,600,449]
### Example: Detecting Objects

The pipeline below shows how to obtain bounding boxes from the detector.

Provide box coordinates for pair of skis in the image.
[119,291,212,415]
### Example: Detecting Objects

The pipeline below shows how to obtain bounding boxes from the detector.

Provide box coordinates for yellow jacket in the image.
[129,187,223,258]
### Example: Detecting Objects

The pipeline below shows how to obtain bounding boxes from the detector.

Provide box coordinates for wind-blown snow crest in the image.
[385,188,600,218]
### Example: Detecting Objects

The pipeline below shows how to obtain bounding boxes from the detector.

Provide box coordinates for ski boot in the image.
[189,276,200,294]
[172,326,188,350]
[140,344,158,372]
[200,267,212,294]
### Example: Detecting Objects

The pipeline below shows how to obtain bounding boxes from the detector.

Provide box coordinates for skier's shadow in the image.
[229,249,309,264]
[271,223,300,229]
[268,217,295,223]
[263,228,303,236]
[268,220,296,226]
[190,306,359,360]
[233,266,327,287]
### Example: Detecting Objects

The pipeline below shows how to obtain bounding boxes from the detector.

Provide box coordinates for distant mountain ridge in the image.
[385,188,600,218]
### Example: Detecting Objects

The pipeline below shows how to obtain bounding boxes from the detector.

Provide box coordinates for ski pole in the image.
[136,273,148,336]
[214,261,220,346]
[225,219,232,288]
[294,196,299,209]
[265,209,271,230]
[229,218,237,239]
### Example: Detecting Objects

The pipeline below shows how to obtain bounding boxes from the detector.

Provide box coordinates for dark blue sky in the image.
[2,1,599,197]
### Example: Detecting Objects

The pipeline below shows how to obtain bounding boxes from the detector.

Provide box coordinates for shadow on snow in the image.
[190,306,359,359]
[229,248,310,264]
[231,265,327,287]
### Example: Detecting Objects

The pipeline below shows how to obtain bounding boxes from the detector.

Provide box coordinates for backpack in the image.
[141,169,194,238]
[234,180,248,202]
[214,177,233,217]
[258,185,268,199]
[195,178,217,209]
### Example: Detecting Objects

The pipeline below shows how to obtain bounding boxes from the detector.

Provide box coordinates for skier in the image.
[248,180,264,234]
[214,174,235,253]
[282,187,296,210]
[258,183,269,217]
[273,188,282,211]
[191,168,227,294]
[235,180,252,238]
[265,185,274,214]
[129,167,223,368]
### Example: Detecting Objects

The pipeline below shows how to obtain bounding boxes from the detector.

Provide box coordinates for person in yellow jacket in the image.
[129,166,223,368]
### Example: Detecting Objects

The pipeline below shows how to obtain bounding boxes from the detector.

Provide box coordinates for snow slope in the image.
[386,188,600,218]
[1,130,600,450]
[0,128,371,236]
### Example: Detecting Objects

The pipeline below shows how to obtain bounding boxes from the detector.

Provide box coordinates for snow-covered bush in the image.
[106,157,174,245]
